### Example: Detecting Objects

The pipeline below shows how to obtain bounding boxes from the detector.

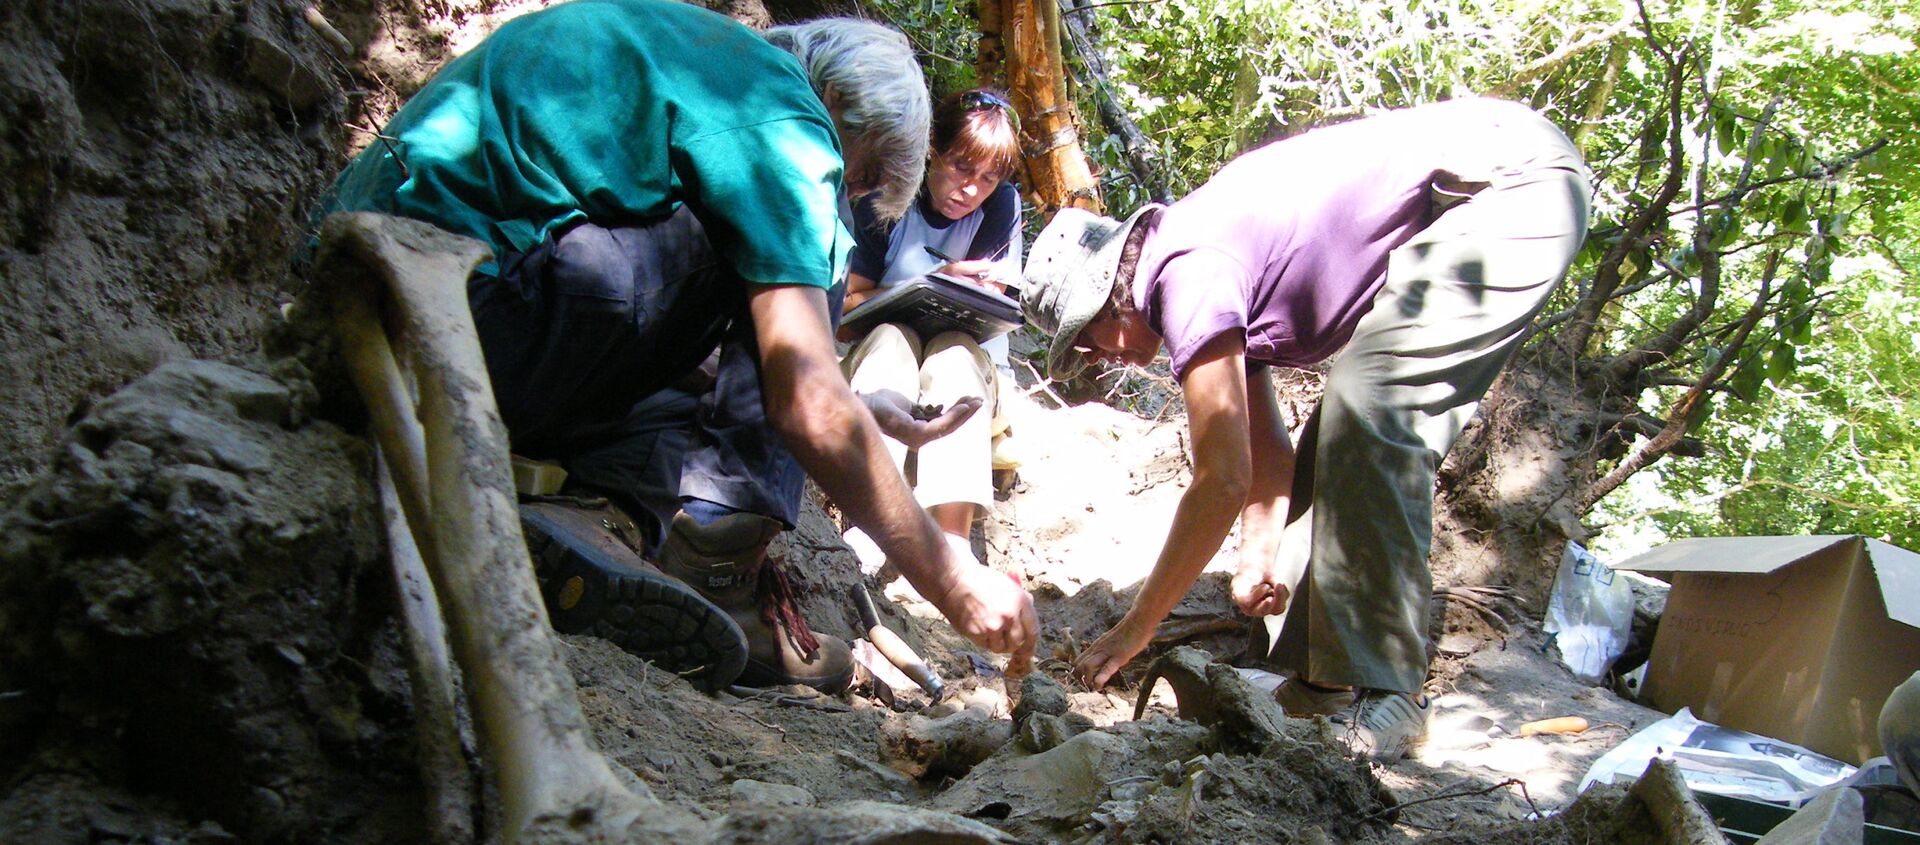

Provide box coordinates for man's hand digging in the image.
[927,548,1037,655]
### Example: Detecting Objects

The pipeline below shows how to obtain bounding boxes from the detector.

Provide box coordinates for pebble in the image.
[729,778,815,807]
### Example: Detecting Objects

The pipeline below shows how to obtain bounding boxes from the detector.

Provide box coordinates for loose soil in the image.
[0,2,1677,843]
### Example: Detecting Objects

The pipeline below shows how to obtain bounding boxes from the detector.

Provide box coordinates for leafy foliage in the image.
[1077,0,1920,550]
[868,0,1920,551]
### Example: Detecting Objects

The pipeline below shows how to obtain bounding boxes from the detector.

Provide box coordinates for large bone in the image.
[376,451,475,845]
[1132,646,1290,753]
[316,212,680,843]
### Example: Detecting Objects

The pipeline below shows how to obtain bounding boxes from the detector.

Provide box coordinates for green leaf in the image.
[1715,111,1739,157]
[1791,312,1815,345]
[1764,137,1790,179]
[1685,393,1716,433]
[1731,354,1765,401]
[1766,344,1797,385]
[1822,211,1850,238]
[1709,212,1738,249]
[1781,198,1808,229]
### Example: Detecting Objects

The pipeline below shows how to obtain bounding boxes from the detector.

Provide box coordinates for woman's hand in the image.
[939,259,1008,295]
[1072,612,1157,689]
[1230,556,1292,617]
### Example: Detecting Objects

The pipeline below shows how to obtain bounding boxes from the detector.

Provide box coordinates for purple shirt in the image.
[1137,98,1576,378]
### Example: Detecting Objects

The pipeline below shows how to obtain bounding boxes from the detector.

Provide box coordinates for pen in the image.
[923,245,955,263]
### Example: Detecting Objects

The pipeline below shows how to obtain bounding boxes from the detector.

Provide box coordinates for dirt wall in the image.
[0,0,357,490]
[0,359,421,844]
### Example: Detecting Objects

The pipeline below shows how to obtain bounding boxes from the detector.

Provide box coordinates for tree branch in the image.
[1059,0,1172,202]
[1562,38,1691,357]
[1574,40,1630,147]
[1487,19,1633,99]
[1602,76,1774,383]
[1664,137,1888,219]
[1582,251,1780,509]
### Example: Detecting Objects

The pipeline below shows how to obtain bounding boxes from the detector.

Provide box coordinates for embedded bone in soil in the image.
[316,212,688,844]
[1132,646,1290,751]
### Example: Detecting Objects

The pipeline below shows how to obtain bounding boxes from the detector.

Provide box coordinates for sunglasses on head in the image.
[960,91,1019,130]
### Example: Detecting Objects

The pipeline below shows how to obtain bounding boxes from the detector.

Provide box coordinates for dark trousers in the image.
[467,208,811,553]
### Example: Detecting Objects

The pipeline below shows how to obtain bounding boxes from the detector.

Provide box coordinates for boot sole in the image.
[522,506,748,692]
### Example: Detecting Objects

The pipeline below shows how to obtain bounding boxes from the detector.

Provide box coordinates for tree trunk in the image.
[1432,352,1629,599]
[982,0,1104,217]
[1060,0,1171,203]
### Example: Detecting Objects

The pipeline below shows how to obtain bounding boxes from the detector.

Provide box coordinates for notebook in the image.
[840,273,1023,342]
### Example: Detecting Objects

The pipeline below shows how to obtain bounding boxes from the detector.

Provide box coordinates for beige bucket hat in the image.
[1021,204,1163,381]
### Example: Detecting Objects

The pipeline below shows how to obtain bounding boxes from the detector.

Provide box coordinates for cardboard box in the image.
[1613,535,1920,764]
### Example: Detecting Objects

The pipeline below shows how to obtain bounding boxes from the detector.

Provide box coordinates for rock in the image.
[1014,673,1072,724]
[729,779,815,807]
[240,18,329,110]
[956,685,1010,717]
[1754,786,1863,845]
[710,800,1016,844]
[1016,712,1083,753]
[1880,671,1920,798]
[1436,633,1479,656]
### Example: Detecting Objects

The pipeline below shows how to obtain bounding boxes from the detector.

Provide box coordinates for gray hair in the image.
[764,18,929,223]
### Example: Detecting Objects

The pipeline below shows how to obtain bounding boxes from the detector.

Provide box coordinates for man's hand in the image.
[860,389,983,449]
[1072,613,1155,689]
[1230,556,1292,617]
[925,547,1037,656]
[744,284,1026,657]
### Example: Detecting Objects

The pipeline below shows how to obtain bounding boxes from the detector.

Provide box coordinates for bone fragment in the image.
[376,451,475,845]
[303,5,355,58]
[1630,759,1731,845]
[1133,646,1289,751]
[317,212,684,843]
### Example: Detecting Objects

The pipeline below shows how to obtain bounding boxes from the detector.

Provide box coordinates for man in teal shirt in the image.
[319,0,1036,693]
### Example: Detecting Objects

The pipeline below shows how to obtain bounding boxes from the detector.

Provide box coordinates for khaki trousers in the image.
[1269,156,1591,693]
[842,324,997,511]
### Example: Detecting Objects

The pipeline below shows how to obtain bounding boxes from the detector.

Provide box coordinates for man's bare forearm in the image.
[748,285,959,602]
[1124,340,1253,629]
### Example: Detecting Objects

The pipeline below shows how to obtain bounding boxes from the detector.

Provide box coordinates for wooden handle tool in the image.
[852,585,946,701]
[1517,716,1590,737]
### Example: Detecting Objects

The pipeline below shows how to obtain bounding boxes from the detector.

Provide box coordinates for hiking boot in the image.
[1272,677,1357,717]
[1332,689,1431,762]
[656,510,854,694]
[520,498,748,692]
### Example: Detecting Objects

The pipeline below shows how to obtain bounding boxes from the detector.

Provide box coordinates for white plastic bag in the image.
[1578,707,1855,805]
[1543,541,1634,684]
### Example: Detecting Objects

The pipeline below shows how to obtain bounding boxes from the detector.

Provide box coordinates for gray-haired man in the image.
[319,0,1035,693]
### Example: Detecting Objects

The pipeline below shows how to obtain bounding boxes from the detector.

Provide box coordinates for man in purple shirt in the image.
[1022,98,1589,760]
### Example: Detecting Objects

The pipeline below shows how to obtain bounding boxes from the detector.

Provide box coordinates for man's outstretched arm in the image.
[746,283,1037,655]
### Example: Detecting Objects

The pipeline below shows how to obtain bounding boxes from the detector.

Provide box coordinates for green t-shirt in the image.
[320,0,848,287]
